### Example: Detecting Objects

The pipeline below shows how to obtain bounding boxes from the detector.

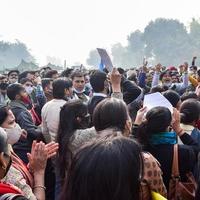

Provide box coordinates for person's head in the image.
[20,78,34,95]
[181,92,198,102]
[52,78,72,100]
[171,73,179,83]
[57,100,90,179]
[61,132,142,200]
[7,83,28,102]
[136,107,172,146]
[90,70,108,93]
[0,104,23,146]
[41,78,53,93]
[180,98,200,126]
[8,70,19,84]
[60,68,74,78]
[150,85,165,94]
[160,70,172,87]
[0,75,8,84]
[18,71,35,83]
[44,70,59,80]
[145,73,153,86]
[0,105,15,128]
[0,127,11,179]
[0,83,9,96]
[93,98,132,136]
[163,90,181,110]
[71,71,85,92]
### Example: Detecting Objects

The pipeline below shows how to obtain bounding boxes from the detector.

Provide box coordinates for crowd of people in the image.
[0,58,200,200]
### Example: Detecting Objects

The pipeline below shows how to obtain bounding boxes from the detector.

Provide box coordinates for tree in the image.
[143,18,190,65]
[86,49,100,67]
[0,40,35,70]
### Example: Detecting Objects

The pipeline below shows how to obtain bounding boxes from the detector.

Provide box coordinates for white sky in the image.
[0,0,200,66]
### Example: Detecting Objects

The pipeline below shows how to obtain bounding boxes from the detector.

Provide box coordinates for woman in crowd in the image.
[56,99,95,199]
[134,106,197,190]
[61,132,143,200]
[0,104,58,200]
[92,98,167,197]
[180,98,200,144]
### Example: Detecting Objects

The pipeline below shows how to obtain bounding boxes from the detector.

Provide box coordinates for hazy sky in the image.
[0,0,200,66]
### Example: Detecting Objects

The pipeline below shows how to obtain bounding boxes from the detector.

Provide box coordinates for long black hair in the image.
[56,99,89,179]
[136,107,172,146]
[93,98,129,132]
[61,132,143,200]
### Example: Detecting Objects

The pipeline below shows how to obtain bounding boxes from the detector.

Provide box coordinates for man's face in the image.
[27,73,35,81]
[171,75,178,83]
[52,73,59,80]
[162,73,172,84]
[45,81,53,93]
[73,76,85,92]
[8,72,18,84]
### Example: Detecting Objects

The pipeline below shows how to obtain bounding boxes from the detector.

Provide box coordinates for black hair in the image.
[52,78,72,99]
[18,71,34,82]
[136,107,172,146]
[150,85,165,94]
[60,68,74,78]
[61,132,142,200]
[7,83,24,100]
[93,98,129,132]
[181,92,198,102]
[180,98,200,124]
[0,83,9,90]
[0,127,9,156]
[0,105,9,126]
[8,70,19,77]
[160,70,170,81]
[122,80,141,104]
[71,70,84,80]
[44,70,58,78]
[56,100,89,180]
[90,70,107,93]
[20,78,32,85]
[163,90,180,108]
[41,78,53,90]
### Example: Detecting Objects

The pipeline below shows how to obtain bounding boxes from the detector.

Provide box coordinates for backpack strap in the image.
[172,144,180,179]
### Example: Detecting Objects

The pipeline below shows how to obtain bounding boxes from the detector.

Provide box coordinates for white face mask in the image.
[5,123,22,145]
[25,86,33,95]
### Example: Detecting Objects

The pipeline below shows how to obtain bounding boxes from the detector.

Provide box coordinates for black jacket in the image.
[9,100,42,164]
[88,95,106,116]
[133,127,198,190]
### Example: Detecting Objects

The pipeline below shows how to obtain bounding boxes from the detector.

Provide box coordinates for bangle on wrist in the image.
[176,128,184,135]
[33,185,46,190]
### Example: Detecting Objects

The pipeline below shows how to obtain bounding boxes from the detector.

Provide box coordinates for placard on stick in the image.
[97,48,113,72]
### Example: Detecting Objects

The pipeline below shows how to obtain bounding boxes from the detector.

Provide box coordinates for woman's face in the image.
[1,109,16,129]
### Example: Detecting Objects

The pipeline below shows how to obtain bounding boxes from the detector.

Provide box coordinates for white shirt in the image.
[41,99,66,142]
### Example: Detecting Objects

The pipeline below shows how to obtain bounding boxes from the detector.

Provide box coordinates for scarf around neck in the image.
[150,132,177,145]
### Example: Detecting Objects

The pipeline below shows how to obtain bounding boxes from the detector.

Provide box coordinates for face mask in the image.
[73,88,85,94]
[25,86,33,95]
[5,123,22,145]
[85,82,92,90]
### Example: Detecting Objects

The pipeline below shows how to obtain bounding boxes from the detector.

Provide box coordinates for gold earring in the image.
[1,165,6,171]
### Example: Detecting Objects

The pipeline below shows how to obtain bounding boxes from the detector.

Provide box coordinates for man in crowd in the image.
[71,70,90,102]
[42,78,53,102]
[7,83,42,163]
[8,70,19,84]
[44,70,59,80]
[41,78,72,143]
